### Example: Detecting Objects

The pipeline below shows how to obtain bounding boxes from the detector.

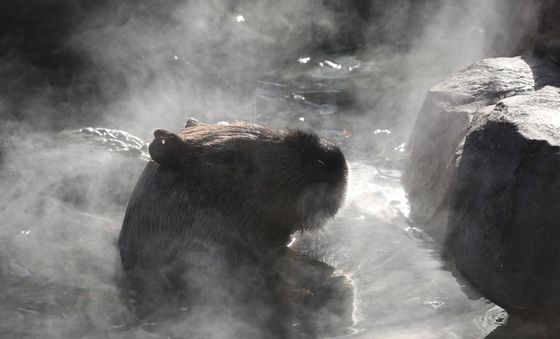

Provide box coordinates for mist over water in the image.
[0,0,538,338]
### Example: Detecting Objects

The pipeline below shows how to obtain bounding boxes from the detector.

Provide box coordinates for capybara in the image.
[117,119,348,321]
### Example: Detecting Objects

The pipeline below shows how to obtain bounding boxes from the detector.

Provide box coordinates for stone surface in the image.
[447,85,560,316]
[535,0,560,62]
[403,56,560,238]
[405,55,560,316]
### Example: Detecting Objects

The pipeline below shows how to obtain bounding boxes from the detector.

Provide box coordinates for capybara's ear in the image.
[185,118,199,128]
[149,129,182,166]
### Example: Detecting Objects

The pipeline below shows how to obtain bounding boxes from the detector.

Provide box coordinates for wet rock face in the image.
[535,0,560,63]
[448,86,560,316]
[404,56,560,316]
[403,56,557,237]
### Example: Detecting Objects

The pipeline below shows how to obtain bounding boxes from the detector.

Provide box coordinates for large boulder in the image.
[404,56,560,316]
[446,85,560,316]
[403,56,558,238]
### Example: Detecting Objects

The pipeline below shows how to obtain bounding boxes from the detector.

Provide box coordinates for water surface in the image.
[0,54,506,338]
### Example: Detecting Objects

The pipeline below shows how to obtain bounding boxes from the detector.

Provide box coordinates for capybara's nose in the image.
[309,142,348,185]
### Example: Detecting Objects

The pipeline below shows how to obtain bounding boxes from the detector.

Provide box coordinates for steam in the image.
[0,0,540,338]
[69,0,356,134]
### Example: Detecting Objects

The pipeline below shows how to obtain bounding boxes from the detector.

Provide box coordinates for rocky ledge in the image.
[404,56,560,317]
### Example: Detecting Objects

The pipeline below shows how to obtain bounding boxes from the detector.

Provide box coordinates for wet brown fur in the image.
[117,120,348,319]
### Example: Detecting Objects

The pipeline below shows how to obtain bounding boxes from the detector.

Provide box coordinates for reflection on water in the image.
[294,162,501,338]
[0,54,509,338]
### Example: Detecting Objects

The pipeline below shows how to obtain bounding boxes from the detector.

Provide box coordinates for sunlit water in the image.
[294,162,503,339]
[0,55,507,338]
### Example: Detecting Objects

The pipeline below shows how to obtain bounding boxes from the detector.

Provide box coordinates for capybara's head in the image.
[118,119,347,270]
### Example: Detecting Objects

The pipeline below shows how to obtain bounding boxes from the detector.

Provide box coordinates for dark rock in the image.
[534,0,560,63]
[403,56,558,238]
[405,56,560,316]
[486,315,560,339]
[447,85,560,317]
[482,0,539,57]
